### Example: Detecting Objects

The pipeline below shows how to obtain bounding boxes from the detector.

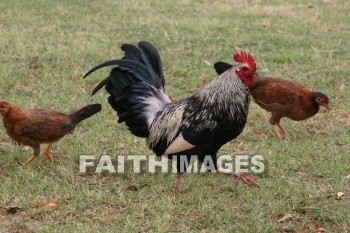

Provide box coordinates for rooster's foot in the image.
[232,173,260,187]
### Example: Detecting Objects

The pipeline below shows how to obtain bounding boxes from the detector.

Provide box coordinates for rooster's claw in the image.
[232,173,260,187]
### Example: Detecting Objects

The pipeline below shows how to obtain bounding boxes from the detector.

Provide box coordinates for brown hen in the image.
[214,62,330,140]
[0,101,101,163]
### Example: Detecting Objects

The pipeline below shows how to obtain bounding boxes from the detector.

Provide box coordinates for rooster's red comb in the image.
[233,51,256,71]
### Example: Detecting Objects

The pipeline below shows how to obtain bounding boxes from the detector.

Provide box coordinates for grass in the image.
[0,0,349,232]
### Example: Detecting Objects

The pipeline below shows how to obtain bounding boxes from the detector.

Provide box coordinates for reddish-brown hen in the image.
[214,62,330,140]
[0,101,101,163]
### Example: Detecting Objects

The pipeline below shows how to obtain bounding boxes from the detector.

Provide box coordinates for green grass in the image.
[0,0,349,232]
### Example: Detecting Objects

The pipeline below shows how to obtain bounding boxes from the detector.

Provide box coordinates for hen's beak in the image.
[323,104,330,111]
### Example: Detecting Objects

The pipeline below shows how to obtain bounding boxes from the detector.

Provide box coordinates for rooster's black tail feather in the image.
[84,41,170,138]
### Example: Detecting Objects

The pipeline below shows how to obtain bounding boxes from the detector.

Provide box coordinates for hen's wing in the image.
[15,109,73,142]
[251,78,307,113]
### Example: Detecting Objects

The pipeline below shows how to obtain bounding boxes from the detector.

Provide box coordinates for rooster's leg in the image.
[217,167,259,187]
[277,123,291,139]
[44,143,54,163]
[174,173,182,196]
[272,125,283,140]
[26,147,40,163]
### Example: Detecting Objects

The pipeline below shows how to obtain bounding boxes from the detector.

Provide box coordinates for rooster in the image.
[214,61,330,140]
[84,41,259,194]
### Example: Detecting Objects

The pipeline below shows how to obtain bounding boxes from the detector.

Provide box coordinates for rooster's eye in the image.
[242,67,248,71]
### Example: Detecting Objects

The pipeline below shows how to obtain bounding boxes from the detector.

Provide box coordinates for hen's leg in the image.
[277,123,291,139]
[44,143,54,163]
[174,173,182,196]
[272,125,283,140]
[217,167,259,187]
[270,115,284,140]
[26,146,40,163]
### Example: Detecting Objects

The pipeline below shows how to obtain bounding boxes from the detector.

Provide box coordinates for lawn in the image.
[0,0,349,232]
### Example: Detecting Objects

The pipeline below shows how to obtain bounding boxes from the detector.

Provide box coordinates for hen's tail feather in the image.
[84,41,170,138]
[60,124,75,132]
[214,62,233,75]
[70,104,102,125]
